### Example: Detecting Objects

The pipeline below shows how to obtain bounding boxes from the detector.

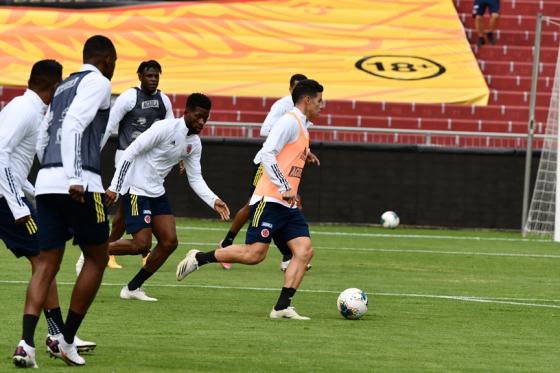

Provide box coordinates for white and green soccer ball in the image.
[380,211,399,229]
[337,288,368,320]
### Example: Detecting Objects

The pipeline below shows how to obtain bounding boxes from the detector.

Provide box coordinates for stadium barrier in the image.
[27,138,534,230]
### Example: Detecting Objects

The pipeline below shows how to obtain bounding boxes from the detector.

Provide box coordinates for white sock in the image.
[19,340,35,353]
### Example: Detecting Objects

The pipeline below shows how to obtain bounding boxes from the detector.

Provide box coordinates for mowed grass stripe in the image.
[169,240,560,259]
[175,225,552,243]
[1,280,559,309]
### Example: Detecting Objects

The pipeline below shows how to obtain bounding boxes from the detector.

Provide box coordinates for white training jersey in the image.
[109,117,219,208]
[0,89,47,219]
[100,86,174,165]
[35,64,112,195]
[260,95,294,138]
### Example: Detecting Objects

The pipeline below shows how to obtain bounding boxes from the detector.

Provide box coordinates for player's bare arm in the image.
[69,184,85,203]
[14,215,31,225]
[214,199,230,220]
[282,189,296,206]
[306,150,320,166]
[105,188,118,206]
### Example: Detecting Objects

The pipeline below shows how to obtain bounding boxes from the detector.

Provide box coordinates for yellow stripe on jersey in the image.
[131,194,139,216]
[253,164,264,187]
[93,193,106,223]
[252,199,266,228]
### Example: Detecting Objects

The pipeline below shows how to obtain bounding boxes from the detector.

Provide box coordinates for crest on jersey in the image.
[261,228,270,238]
[186,144,193,153]
[144,215,151,224]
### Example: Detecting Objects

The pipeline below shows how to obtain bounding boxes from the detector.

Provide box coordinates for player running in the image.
[219,74,318,270]
[177,79,324,320]
[106,93,230,302]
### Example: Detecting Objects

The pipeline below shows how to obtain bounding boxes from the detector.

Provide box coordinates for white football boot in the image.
[120,286,158,301]
[176,249,200,280]
[58,338,85,366]
[13,340,38,368]
[269,307,310,320]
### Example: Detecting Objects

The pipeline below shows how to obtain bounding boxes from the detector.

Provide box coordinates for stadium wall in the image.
[90,139,538,230]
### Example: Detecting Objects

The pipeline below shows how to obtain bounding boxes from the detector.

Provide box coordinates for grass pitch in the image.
[1,218,559,372]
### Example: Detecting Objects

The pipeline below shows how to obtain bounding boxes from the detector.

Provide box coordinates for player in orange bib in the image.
[176,79,323,320]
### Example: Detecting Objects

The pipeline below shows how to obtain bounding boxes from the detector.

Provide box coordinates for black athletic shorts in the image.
[37,192,109,249]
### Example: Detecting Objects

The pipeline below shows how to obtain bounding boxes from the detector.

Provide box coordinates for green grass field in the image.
[1,218,559,372]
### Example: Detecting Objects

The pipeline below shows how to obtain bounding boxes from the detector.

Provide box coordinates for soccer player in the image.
[77,60,174,271]
[15,35,117,367]
[7,61,98,370]
[3,59,61,369]
[177,79,324,320]
[106,93,230,302]
[219,73,318,271]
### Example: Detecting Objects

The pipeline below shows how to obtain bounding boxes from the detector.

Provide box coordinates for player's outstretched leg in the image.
[177,242,268,280]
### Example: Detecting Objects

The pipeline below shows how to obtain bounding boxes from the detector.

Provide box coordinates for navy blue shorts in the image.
[245,199,310,248]
[0,197,39,257]
[473,0,500,16]
[249,163,263,196]
[36,193,109,249]
[122,193,173,234]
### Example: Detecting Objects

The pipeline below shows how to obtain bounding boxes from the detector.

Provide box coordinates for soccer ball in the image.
[380,211,399,229]
[337,288,368,320]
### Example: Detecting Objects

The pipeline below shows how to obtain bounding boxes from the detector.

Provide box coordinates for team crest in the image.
[186,144,192,154]
[260,228,270,238]
[144,215,151,224]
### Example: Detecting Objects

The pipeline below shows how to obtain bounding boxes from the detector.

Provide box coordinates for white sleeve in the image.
[61,73,111,187]
[101,89,136,150]
[22,180,36,210]
[184,141,219,208]
[109,120,169,194]
[260,98,292,137]
[0,103,30,219]
[259,115,299,193]
[35,110,50,163]
[161,93,174,119]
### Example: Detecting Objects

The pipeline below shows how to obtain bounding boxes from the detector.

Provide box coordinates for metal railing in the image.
[203,121,549,149]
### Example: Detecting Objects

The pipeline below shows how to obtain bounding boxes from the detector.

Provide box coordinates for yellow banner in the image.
[0,0,488,104]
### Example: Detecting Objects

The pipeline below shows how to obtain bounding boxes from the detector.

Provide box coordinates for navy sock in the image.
[195,250,217,266]
[44,307,64,336]
[274,287,296,311]
[222,230,237,247]
[128,268,154,291]
[22,314,39,347]
[63,310,84,345]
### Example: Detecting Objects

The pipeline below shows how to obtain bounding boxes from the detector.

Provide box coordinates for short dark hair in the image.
[289,73,307,88]
[28,59,63,90]
[291,79,323,104]
[186,93,212,111]
[137,60,162,74]
[83,35,116,61]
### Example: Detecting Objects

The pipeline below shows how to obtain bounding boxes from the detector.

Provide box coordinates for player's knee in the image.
[36,261,60,279]
[160,237,178,253]
[294,243,313,262]
[245,255,264,265]
[134,237,152,254]
[245,249,266,264]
